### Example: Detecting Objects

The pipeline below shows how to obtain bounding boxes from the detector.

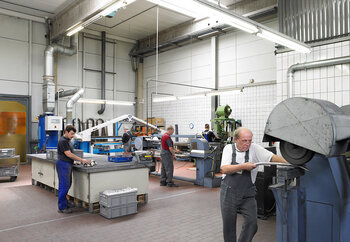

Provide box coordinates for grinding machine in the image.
[263,97,350,242]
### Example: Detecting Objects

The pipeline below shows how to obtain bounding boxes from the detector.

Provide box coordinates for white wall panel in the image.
[32,44,45,84]
[0,79,28,95]
[0,38,29,82]
[0,15,28,41]
[31,83,42,121]
[116,42,134,60]
[116,60,135,91]
[57,54,81,87]
[32,22,46,45]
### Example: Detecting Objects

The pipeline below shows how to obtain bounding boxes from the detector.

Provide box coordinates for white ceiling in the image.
[0,0,77,18]
[88,1,194,41]
[0,0,252,41]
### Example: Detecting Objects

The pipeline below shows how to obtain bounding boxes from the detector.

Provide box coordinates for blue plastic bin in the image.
[108,155,133,163]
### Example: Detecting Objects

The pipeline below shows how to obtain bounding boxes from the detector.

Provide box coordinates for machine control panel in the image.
[45,116,62,131]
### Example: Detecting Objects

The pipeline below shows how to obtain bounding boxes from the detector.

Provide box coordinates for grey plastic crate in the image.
[0,166,18,176]
[0,148,15,158]
[100,188,138,207]
[100,202,137,219]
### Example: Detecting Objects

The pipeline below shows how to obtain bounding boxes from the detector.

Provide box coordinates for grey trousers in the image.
[160,152,174,184]
[220,182,258,242]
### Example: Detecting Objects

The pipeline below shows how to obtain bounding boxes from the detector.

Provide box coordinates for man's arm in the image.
[169,147,176,158]
[270,154,288,163]
[221,162,256,174]
[64,150,90,164]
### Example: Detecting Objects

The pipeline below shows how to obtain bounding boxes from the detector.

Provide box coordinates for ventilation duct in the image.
[66,88,84,125]
[43,36,77,114]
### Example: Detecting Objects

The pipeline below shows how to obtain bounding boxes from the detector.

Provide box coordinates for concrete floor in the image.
[0,164,276,242]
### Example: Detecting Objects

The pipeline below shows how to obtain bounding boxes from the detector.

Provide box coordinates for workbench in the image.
[27,154,149,212]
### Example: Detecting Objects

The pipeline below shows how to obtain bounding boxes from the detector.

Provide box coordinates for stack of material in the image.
[99,187,138,219]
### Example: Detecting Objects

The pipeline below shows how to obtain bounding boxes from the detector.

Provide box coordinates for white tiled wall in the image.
[144,20,278,145]
[277,41,350,106]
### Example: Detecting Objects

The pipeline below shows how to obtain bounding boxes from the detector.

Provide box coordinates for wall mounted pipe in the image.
[98,31,106,115]
[287,55,350,98]
[43,35,77,114]
[66,88,84,125]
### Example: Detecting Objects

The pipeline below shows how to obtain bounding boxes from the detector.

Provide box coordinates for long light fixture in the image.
[257,29,311,54]
[177,93,206,100]
[100,0,136,16]
[66,25,84,36]
[152,96,177,102]
[77,98,135,106]
[152,88,243,102]
[146,0,205,18]
[206,89,242,96]
[147,0,311,53]
[66,0,136,36]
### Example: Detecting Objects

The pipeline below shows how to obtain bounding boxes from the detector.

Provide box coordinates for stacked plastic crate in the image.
[99,187,138,219]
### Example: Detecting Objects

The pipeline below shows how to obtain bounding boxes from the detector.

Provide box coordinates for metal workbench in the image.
[27,153,149,212]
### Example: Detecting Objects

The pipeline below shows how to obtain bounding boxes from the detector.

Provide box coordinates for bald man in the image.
[220,127,288,242]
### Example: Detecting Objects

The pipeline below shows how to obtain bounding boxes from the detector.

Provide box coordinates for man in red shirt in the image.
[160,125,180,187]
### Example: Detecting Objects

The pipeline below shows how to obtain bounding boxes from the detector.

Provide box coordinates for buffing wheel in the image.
[280,140,315,165]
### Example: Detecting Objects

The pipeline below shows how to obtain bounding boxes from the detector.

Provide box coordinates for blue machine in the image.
[38,115,62,151]
[190,138,221,188]
[264,97,350,242]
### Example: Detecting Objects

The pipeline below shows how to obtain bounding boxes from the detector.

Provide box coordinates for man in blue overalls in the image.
[56,125,90,213]
[220,127,288,242]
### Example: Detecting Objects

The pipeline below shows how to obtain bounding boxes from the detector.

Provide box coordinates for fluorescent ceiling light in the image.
[100,0,136,16]
[206,0,228,9]
[82,15,103,27]
[149,0,310,53]
[147,0,205,18]
[66,25,84,36]
[153,96,177,102]
[193,0,259,33]
[257,29,311,53]
[178,93,206,100]
[77,98,134,106]
[206,89,242,96]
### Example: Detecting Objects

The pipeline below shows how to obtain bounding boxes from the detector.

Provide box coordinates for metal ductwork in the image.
[98,31,106,115]
[55,88,80,99]
[263,97,350,164]
[43,36,77,114]
[66,88,84,125]
[287,56,350,98]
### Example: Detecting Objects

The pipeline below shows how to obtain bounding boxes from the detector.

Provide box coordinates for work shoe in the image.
[160,182,167,186]
[167,183,179,187]
[67,201,76,208]
[58,208,72,214]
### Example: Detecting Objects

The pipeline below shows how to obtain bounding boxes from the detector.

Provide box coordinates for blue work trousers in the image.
[56,159,73,210]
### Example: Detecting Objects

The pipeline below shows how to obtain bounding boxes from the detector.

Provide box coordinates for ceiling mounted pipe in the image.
[98,31,106,115]
[66,88,84,125]
[43,36,77,114]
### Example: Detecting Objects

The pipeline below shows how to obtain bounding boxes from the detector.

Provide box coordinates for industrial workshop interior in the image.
[1,0,350,241]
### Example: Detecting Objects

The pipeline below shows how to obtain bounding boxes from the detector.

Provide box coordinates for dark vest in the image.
[222,144,256,198]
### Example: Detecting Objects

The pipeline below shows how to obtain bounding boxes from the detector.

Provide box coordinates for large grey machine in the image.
[190,138,222,188]
[263,97,350,242]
